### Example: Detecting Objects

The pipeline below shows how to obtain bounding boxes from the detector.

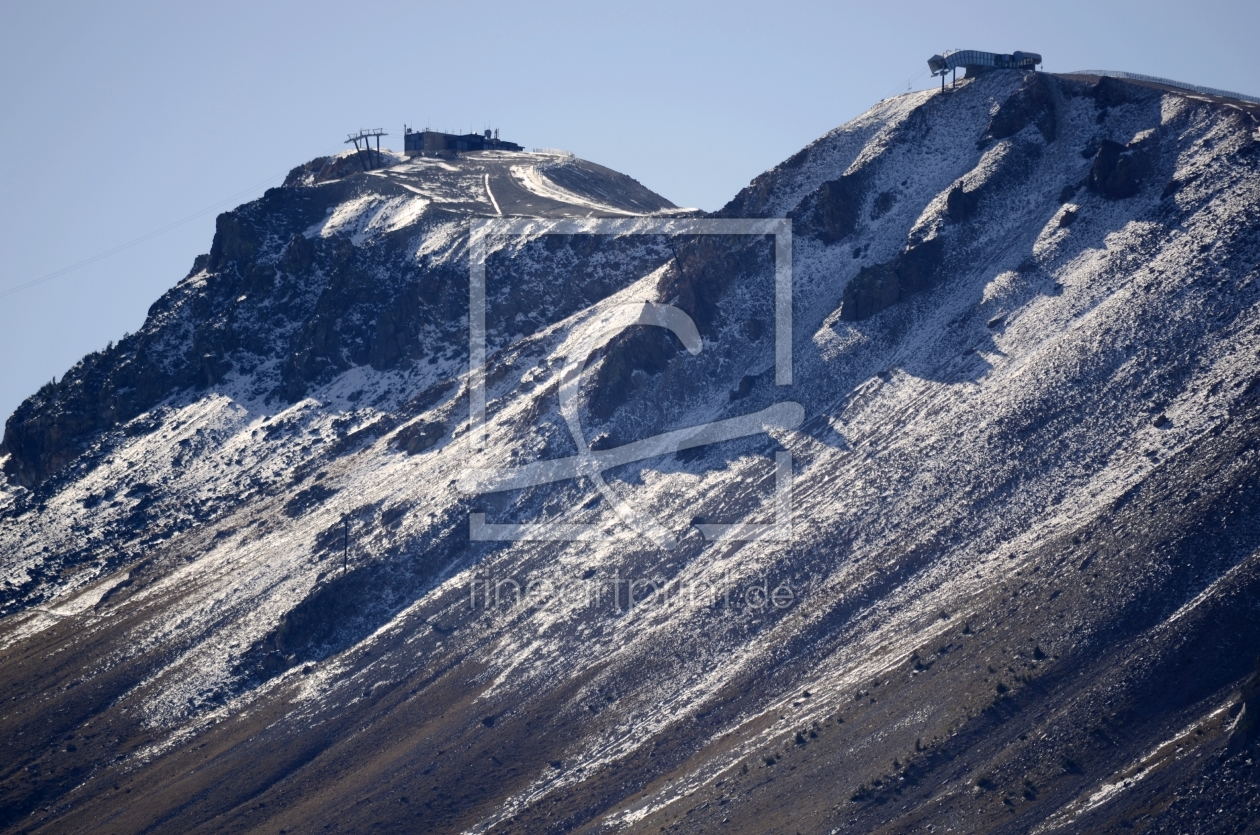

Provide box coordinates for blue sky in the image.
[2,0,1257,424]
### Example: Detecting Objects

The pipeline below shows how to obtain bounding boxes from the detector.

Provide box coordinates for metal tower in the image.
[345,128,388,170]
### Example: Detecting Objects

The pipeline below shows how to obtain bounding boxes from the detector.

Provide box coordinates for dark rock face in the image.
[283,483,338,518]
[391,419,444,455]
[585,233,774,422]
[946,183,982,221]
[841,261,900,320]
[840,238,945,321]
[586,326,689,422]
[1092,75,1145,109]
[1090,138,1152,199]
[986,72,1057,143]
[658,234,772,330]
[808,172,868,244]
[871,189,897,219]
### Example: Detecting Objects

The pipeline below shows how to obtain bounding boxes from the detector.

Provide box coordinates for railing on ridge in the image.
[1068,69,1260,106]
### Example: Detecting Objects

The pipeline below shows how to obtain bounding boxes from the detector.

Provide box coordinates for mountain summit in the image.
[3,70,1260,834]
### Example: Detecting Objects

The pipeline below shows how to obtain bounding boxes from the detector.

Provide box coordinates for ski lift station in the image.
[403,127,523,157]
[928,49,1042,87]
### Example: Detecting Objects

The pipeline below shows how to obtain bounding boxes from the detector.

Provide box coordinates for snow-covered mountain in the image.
[3,70,1260,834]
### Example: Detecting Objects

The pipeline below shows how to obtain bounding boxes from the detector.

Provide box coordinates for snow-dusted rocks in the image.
[3,71,1260,833]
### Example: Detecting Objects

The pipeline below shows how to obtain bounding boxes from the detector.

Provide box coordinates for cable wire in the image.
[881,65,930,102]
[0,142,347,301]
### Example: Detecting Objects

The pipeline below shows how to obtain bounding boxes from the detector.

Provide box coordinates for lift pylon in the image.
[345,128,388,170]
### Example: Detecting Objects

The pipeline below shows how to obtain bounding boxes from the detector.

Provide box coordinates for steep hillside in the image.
[2,70,1260,834]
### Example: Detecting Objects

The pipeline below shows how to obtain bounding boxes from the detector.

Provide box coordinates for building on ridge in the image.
[404,127,524,157]
[927,50,1042,88]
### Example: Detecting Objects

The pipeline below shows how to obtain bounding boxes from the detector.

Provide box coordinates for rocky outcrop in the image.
[946,183,982,221]
[583,233,772,422]
[985,72,1057,143]
[807,171,869,244]
[391,419,444,455]
[2,187,331,487]
[282,151,395,187]
[1089,138,1152,199]
[1091,74,1150,110]
[839,237,945,321]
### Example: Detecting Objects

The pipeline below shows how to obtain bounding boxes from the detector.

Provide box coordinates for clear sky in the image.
[2,0,1257,426]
